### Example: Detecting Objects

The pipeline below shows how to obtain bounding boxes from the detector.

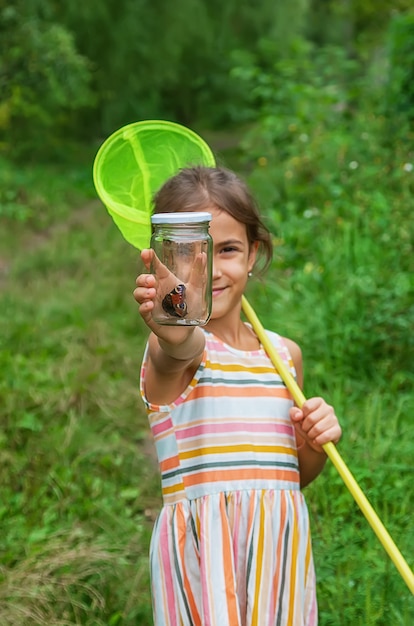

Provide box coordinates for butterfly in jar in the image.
[162,284,187,318]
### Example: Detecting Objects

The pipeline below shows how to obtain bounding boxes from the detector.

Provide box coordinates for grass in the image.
[0,160,157,624]
[243,147,414,622]
[0,152,413,624]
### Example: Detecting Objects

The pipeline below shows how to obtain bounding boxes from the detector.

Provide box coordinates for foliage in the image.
[5,0,413,157]
[52,0,308,134]
[0,189,157,624]
[387,12,414,120]
[0,151,95,226]
[0,1,93,160]
[232,42,414,621]
[306,0,413,52]
[232,38,414,386]
[1,153,413,623]
[1,3,414,623]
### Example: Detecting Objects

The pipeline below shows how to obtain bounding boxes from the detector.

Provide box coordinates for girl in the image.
[134,166,342,626]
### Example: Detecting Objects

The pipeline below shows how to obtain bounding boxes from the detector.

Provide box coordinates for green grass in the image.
[1,153,413,624]
[243,143,414,621]
[0,163,158,623]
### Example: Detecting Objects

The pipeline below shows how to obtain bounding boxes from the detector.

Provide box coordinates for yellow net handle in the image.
[242,295,414,594]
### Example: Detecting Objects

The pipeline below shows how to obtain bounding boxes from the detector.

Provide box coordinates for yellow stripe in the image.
[162,483,185,495]
[288,493,299,621]
[180,444,297,459]
[207,360,280,374]
[251,494,265,625]
[305,526,312,582]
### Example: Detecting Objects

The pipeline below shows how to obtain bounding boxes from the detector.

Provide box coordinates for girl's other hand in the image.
[290,397,342,454]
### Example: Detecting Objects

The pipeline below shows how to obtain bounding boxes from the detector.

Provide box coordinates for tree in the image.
[0,1,93,159]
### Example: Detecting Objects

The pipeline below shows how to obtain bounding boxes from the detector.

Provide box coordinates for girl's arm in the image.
[284,338,342,488]
[143,329,205,405]
[134,249,205,405]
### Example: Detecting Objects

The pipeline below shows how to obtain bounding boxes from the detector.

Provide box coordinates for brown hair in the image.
[153,166,273,273]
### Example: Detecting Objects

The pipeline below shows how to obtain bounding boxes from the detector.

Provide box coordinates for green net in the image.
[93,120,216,249]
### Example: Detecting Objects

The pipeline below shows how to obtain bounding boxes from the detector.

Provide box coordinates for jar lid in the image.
[151,211,212,224]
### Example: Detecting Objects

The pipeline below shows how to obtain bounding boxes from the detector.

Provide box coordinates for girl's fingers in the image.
[187,252,207,288]
[149,249,177,282]
[305,416,339,443]
[290,399,342,447]
[133,275,156,302]
[140,248,154,271]
[133,287,156,305]
[135,273,156,289]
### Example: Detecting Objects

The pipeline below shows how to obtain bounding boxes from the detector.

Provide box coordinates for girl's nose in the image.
[212,259,222,280]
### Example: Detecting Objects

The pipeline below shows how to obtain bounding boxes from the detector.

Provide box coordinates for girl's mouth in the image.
[212,287,226,297]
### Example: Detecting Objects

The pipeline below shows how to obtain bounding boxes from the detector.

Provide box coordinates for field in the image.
[0,150,413,624]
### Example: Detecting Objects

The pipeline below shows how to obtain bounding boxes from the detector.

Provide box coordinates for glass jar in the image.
[150,212,213,325]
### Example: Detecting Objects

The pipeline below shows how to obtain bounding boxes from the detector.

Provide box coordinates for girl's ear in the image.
[248,241,259,273]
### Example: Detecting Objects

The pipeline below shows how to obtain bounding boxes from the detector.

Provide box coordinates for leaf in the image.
[16,412,43,432]
[119,487,140,501]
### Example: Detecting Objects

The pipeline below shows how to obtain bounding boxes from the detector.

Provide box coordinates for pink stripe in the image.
[159,514,178,626]
[232,492,241,569]
[152,417,174,436]
[176,422,293,439]
[309,596,318,625]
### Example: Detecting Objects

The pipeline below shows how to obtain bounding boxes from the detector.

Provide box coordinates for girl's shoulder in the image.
[277,334,302,361]
[273,333,303,386]
[259,328,301,356]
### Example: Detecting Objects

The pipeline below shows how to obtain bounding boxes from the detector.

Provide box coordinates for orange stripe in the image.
[219,495,240,623]
[160,455,181,471]
[176,506,201,626]
[192,385,291,399]
[183,468,299,488]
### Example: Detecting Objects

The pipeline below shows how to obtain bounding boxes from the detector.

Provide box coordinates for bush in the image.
[0,4,93,160]
[232,39,414,386]
[387,12,414,120]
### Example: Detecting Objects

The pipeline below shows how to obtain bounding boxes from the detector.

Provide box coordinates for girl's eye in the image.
[221,246,238,253]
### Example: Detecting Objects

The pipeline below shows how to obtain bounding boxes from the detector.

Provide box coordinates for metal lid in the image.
[151,211,212,224]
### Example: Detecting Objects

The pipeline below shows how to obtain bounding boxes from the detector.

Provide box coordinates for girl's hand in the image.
[133,249,160,329]
[133,248,207,347]
[134,250,206,389]
[289,397,342,454]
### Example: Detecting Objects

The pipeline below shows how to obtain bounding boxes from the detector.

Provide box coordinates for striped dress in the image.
[140,328,317,626]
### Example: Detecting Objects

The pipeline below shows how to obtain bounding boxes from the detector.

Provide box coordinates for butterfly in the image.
[162,284,187,318]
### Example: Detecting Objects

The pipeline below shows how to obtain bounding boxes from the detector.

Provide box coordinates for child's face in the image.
[208,207,257,320]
